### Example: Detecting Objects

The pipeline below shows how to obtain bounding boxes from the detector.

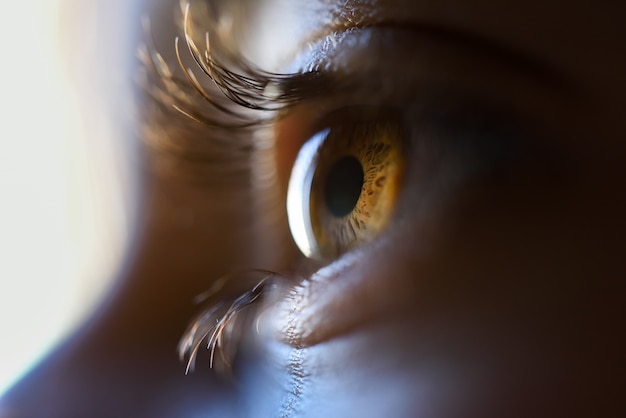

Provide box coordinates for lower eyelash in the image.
[178,269,292,378]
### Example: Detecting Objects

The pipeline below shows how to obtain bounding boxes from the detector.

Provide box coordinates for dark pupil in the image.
[324,155,364,217]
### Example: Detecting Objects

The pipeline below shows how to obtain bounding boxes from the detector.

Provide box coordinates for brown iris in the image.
[287,108,405,260]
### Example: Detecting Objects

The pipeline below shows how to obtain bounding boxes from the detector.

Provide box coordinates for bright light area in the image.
[0,1,131,397]
[286,129,328,259]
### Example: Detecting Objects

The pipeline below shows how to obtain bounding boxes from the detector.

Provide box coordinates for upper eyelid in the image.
[293,0,575,94]
[299,24,572,95]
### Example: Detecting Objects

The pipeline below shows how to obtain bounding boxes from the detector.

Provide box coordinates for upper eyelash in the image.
[135,7,279,182]
[137,0,346,183]
[140,2,332,133]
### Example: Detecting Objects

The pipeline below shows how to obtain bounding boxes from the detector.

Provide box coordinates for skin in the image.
[1,0,624,417]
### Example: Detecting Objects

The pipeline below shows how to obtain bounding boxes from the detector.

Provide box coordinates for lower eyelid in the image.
[268,222,435,348]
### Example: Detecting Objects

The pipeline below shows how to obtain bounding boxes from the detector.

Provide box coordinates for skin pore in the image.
[1,0,625,417]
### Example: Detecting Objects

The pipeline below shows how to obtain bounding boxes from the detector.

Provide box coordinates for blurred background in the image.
[0,0,140,399]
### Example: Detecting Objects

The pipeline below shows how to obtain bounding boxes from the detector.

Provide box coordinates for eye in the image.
[287,108,405,260]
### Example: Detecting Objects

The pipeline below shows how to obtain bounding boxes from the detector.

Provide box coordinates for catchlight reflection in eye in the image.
[287,129,328,259]
[287,111,405,260]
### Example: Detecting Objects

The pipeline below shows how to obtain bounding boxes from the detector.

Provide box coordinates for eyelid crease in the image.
[299,21,574,95]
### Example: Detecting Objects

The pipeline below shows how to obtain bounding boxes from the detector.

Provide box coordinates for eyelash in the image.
[176,268,291,376]
[139,3,321,377]
[138,0,352,188]
[139,2,339,129]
